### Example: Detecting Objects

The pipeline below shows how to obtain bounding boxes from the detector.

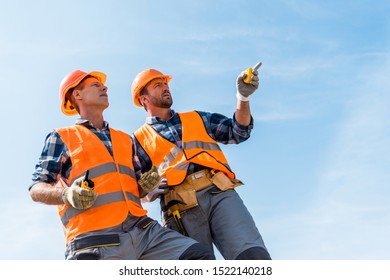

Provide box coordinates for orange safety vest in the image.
[134,111,235,186]
[56,125,146,244]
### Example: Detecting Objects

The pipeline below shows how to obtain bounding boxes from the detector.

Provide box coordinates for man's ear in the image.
[72,89,81,99]
[140,95,147,106]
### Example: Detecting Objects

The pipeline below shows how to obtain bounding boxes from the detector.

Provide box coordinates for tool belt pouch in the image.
[210,172,244,191]
[165,188,198,213]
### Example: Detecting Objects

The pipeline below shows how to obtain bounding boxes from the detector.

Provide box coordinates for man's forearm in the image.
[30,182,63,205]
[235,99,251,126]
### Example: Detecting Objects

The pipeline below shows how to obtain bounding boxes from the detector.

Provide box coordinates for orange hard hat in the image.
[131,69,172,107]
[59,70,107,116]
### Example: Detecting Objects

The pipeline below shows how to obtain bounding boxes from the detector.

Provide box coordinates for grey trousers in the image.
[164,186,271,260]
[65,215,215,260]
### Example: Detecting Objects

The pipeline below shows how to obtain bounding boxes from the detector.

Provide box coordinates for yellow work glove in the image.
[138,166,161,193]
[61,178,98,210]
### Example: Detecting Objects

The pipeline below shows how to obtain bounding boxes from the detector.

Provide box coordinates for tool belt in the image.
[163,169,243,217]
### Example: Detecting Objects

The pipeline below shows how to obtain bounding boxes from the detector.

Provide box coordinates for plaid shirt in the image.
[31,118,113,187]
[131,109,254,180]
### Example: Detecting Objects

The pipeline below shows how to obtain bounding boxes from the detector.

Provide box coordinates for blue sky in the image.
[1,0,389,260]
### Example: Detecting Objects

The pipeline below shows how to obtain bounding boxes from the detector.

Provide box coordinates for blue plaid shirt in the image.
[31,118,114,187]
[131,109,254,180]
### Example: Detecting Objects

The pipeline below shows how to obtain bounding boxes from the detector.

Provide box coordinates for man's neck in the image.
[80,111,105,130]
[148,107,172,121]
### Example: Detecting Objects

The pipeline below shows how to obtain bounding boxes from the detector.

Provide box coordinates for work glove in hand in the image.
[236,62,262,101]
[138,165,161,193]
[140,177,168,203]
[62,178,98,210]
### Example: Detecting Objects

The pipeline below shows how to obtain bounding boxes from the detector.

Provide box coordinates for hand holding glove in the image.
[62,178,98,209]
[138,165,161,193]
[236,62,262,101]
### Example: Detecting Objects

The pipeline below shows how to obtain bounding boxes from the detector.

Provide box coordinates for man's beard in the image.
[149,94,173,108]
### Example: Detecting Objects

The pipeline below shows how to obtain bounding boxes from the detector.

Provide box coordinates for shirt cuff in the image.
[233,113,254,130]
[236,91,250,102]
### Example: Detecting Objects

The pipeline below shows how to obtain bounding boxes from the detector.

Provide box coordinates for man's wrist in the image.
[236,91,250,102]
[60,188,68,205]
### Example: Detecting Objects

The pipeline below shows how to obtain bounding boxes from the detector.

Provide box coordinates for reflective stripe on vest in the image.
[134,111,235,186]
[56,125,146,244]
[68,162,136,186]
[61,191,141,226]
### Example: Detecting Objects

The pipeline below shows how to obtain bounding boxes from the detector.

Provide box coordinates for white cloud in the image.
[255,110,310,122]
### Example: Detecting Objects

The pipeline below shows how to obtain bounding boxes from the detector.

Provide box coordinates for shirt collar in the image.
[146,109,176,124]
[75,117,110,130]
